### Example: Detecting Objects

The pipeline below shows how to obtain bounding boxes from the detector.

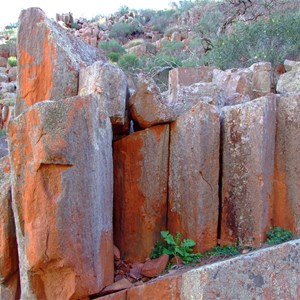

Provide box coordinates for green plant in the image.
[266,226,294,245]
[0,129,6,137]
[204,245,240,258]
[98,39,125,55]
[150,231,201,264]
[7,56,17,67]
[204,10,300,69]
[118,53,141,72]
[108,52,121,62]
[109,21,143,41]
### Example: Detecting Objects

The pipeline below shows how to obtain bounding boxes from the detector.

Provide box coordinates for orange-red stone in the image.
[8,95,114,299]
[113,125,169,262]
[221,96,276,246]
[273,94,300,234]
[16,7,106,116]
[168,101,220,252]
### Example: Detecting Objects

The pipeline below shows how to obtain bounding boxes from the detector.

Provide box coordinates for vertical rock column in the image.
[273,94,300,234]
[0,157,20,300]
[221,96,276,246]
[8,95,114,299]
[16,7,107,116]
[113,125,169,262]
[168,102,220,252]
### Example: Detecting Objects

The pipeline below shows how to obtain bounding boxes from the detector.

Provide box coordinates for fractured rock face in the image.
[171,82,225,115]
[16,7,107,116]
[0,156,20,300]
[129,75,176,129]
[113,125,169,262]
[168,101,220,252]
[8,94,114,299]
[277,69,300,94]
[273,94,300,234]
[221,95,276,247]
[79,61,128,126]
[168,66,213,103]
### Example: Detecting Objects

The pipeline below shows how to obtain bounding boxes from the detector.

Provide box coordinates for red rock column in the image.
[221,95,276,247]
[16,7,106,116]
[168,102,220,253]
[113,125,169,262]
[8,95,114,299]
[273,94,300,234]
[0,157,20,300]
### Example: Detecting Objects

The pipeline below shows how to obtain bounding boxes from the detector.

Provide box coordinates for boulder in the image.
[16,7,107,116]
[168,66,213,103]
[8,94,114,299]
[223,68,254,100]
[141,254,169,278]
[129,75,176,128]
[102,278,133,294]
[0,74,8,83]
[8,67,17,82]
[221,95,276,247]
[0,156,20,300]
[0,57,7,68]
[113,125,169,262]
[273,94,300,234]
[168,101,220,252]
[250,62,271,98]
[79,61,128,125]
[284,59,300,72]
[277,69,300,94]
[170,82,225,115]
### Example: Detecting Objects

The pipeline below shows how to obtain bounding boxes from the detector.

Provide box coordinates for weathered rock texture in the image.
[129,75,176,128]
[0,156,20,300]
[168,102,220,252]
[16,7,107,116]
[97,240,300,299]
[273,94,300,234]
[79,61,128,125]
[221,96,276,246]
[181,240,300,299]
[113,125,169,262]
[168,66,213,102]
[8,95,114,299]
[277,69,300,94]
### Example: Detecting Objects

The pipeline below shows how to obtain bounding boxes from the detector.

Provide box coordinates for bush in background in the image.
[204,11,300,69]
[8,56,17,67]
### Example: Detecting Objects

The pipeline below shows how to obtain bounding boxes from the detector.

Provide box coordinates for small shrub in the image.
[204,11,300,69]
[118,53,141,72]
[266,226,294,245]
[98,39,125,55]
[204,245,240,258]
[125,38,145,49]
[109,21,143,41]
[0,129,6,137]
[8,56,17,67]
[108,52,120,62]
[150,231,201,264]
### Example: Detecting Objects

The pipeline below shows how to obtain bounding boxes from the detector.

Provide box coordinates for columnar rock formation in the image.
[0,156,19,300]
[168,102,220,252]
[8,95,114,299]
[1,6,300,299]
[221,96,276,246]
[113,125,169,262]
[16,7,107,116]
[274,94,300,234]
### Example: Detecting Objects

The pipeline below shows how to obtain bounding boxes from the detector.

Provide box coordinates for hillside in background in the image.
[1,0,300,91]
